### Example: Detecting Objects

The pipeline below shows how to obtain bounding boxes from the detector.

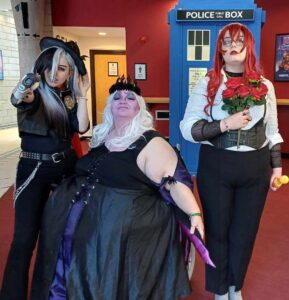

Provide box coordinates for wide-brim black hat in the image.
[40,37,87,75]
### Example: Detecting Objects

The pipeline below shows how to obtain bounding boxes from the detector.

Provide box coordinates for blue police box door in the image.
[168,0,265,175]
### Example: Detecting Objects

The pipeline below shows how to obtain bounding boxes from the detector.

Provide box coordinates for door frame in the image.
[89,50,126,125]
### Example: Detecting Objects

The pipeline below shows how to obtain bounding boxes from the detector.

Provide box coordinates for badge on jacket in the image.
[64,95,76,110]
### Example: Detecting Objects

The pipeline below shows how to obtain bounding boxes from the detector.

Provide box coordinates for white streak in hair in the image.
[36,47,83,137]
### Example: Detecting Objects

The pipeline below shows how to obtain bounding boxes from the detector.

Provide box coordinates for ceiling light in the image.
[98,32,107,36]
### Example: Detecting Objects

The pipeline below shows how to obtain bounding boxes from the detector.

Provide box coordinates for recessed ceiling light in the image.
[98,32,107,36]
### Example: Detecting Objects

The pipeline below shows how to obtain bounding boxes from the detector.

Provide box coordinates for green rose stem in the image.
[237,105,250,149]
[237,129,241,149]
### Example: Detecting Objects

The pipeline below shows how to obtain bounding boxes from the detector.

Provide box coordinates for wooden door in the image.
[90,51,126,124]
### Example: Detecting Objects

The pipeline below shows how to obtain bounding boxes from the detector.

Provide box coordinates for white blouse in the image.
[180,71,283,151]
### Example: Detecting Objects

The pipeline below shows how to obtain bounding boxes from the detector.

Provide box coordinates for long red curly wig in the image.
[206,23,261,114]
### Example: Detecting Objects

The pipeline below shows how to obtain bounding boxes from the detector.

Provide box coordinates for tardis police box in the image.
[168,0,265,174]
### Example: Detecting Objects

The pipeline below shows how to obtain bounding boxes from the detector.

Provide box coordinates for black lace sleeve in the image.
[270,143,282,168]
[191,119,222,141]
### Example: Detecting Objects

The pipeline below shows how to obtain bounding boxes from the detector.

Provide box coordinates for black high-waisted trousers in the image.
[197,144,270,295]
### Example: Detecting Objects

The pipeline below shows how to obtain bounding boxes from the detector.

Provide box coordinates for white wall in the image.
[0,0,52,129]
[0,10,19,128]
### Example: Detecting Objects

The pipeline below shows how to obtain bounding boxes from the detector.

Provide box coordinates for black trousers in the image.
[197,144,270,295]
[0,152,77,300]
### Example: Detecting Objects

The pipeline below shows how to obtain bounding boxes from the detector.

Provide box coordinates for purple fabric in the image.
[48,198,86,300]
[157,160,194,205]
[178,221,216,268]
[156,157,215,268]
[48,152,214,300]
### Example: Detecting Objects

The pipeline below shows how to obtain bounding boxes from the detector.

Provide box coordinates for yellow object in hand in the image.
[273,175,289,189]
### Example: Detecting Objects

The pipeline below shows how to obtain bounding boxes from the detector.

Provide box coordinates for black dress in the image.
[31,131,192,300]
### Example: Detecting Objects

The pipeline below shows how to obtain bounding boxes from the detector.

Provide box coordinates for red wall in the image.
[255,0,289,153]
[277,107,289,153]
[148,103,170,137]
[256,0,289,99]
[52,0,289,99]
[52,0,289,150]
[51,0,177,97]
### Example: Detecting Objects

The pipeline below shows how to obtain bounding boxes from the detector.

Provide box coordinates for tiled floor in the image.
[0,127,20,197]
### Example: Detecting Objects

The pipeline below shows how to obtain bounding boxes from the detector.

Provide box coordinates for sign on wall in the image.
[134,63,147,80]
[108,62,118,77]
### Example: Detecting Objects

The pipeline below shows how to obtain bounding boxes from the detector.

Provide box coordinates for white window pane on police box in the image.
[187,30,210,61]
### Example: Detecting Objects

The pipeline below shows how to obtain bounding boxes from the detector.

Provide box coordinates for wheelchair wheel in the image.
[187,244,195,279]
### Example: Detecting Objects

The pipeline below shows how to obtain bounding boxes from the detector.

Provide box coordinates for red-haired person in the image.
[180,23,283,300]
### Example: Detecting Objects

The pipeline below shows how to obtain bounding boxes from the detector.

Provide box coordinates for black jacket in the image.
[11,88,80,138]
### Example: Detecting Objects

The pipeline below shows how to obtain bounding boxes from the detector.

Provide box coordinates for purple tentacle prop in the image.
[177,221,216,268]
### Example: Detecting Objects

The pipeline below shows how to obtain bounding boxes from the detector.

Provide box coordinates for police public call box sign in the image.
[177,10,254,21]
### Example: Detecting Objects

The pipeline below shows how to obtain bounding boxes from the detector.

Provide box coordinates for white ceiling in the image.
[54,27,126,39]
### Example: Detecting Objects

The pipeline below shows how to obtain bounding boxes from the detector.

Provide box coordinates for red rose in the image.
[238,85,250,97]
[248,71,261,82]
[257,83,268,96]
[225,77,244,89]
[222,74,266,114]
[222,88,235,99]
[251,87,261,100]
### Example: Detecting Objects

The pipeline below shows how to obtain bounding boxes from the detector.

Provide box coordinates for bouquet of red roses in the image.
[222,71,268,115]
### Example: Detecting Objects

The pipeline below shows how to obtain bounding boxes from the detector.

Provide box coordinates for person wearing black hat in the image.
[29,77,206,300]
[0,37,90,300]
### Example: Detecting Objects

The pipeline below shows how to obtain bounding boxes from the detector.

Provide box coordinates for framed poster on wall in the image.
[274,34,289,81]
[108,62,118,76]
[0,50,4,80]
